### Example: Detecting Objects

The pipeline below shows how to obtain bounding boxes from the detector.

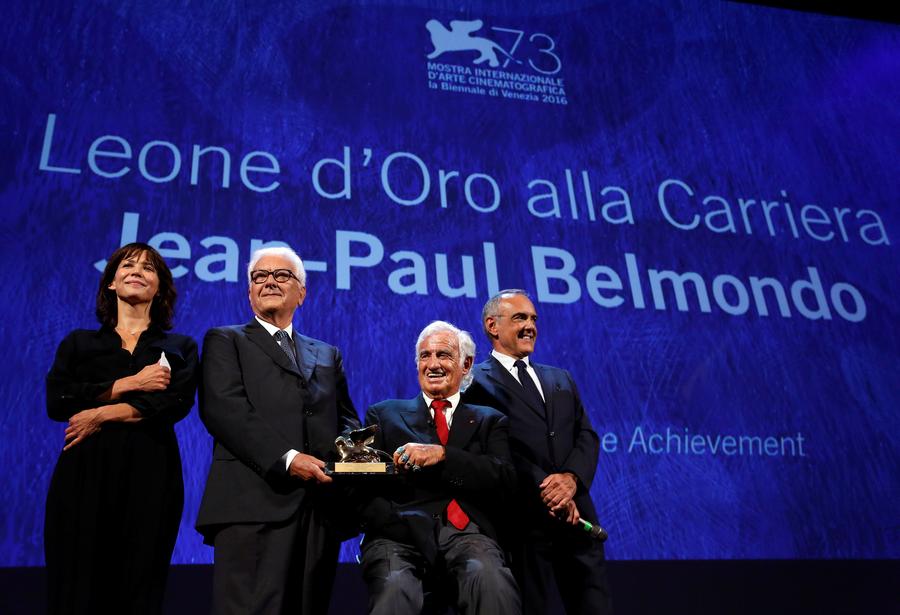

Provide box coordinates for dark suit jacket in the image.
[195,319,358,539]
[359,397,516,553]
[463,356,601,525]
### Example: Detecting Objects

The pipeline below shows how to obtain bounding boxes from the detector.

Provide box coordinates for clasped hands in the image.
[541,472,581,525]
[393,443,446,472]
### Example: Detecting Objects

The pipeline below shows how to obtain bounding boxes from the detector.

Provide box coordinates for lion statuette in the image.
[334,425,392,463]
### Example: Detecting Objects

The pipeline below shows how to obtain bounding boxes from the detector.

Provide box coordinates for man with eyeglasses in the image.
[196,246,359,615]
[463,289,612,615]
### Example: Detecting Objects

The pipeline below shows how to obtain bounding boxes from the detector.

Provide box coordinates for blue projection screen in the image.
[1,1,898,565]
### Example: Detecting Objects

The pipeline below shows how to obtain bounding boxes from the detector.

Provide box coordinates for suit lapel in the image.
[398,397,437,444]
[447,403,478,449]
[245,320,302,377]
[481,356,547,420]
[294,335,317,383]
[532,363,555,427]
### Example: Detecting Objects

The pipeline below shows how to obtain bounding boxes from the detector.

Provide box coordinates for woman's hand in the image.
[64,408,104,450]
[63,404,143,450]
[129,363,171,392]
[106,364,171,399]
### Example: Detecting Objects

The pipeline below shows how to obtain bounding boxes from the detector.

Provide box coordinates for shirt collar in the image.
[422,390,461,411]
[492,349,531,372]
[255,316,293,338]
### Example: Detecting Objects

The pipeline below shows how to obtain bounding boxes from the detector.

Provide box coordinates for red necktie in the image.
[431,399,470,530]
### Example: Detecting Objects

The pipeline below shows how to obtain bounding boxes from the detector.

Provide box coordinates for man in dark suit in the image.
[358,320,521,615]
[196,246,359,615]
[463,290,612,615]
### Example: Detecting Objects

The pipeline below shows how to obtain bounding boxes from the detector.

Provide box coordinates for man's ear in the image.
[484,317,498,338]
[462,356,473,371]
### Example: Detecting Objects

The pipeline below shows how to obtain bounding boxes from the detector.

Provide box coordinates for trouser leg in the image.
[553,528,612,615]
[441,523,521,615]
[211,506,339,615]
[512,533,559,615]
[361,536,427,615]
[296,505,340,615]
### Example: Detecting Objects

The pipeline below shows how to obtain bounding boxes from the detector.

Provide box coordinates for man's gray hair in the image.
[481,289,531,337]
[415,320,477,392]
[247,246,307,286]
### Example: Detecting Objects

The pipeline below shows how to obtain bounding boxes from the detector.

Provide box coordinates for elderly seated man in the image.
[356,320,521,615]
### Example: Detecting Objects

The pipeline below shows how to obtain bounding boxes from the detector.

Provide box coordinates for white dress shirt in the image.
[491,349,545,401]
[422,390,461,429]
[255,316,293,339]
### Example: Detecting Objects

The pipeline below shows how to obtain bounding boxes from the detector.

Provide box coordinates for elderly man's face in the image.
[248,254,306,323]
[417,331,471,400]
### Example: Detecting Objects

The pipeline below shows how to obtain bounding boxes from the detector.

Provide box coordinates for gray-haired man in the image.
[196,246,359,615]
[357,320,521,615]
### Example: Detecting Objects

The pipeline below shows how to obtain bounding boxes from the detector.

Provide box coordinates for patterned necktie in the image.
[514,359,544,408]
[431,399,469,530]
[273,329,299,371]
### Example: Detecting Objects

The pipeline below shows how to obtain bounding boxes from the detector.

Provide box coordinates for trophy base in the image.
[327,462,395,475]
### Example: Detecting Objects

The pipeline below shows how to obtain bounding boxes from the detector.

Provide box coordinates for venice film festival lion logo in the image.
[426,19,518,67]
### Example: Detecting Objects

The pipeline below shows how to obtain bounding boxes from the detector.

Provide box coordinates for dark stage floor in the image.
[2,559,896,614]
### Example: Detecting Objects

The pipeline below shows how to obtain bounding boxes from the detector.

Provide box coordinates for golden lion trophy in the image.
[327,425,395,475]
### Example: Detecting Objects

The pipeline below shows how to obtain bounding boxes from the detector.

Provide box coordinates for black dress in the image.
[45,326,198,615]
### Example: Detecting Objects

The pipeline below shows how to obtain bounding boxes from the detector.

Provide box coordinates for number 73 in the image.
[491,27,562,75]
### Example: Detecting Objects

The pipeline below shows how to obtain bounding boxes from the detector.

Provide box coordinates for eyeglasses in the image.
[250,269,299,284]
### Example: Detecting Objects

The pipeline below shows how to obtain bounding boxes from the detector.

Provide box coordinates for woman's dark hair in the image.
[95,243,177,330]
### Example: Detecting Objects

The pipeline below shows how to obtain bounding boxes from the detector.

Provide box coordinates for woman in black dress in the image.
[45,243,198,614]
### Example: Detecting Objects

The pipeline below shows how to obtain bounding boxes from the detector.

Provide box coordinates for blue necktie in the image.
[274,329,299,371]
[514,359,544,409]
